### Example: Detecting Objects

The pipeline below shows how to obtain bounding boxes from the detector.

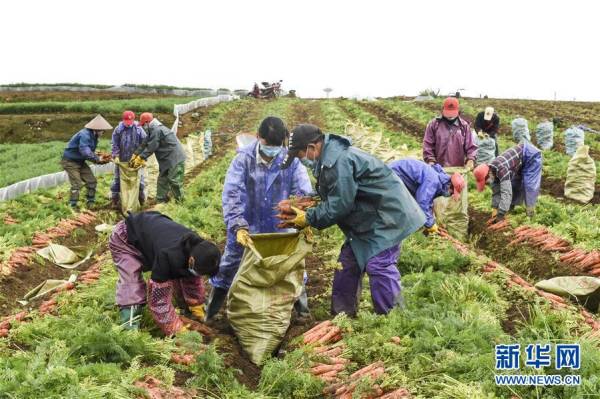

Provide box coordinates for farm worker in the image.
[205,116,312,320]
[61,114,112,209]
[423,97,478,169]
[203,128,213,159]
[473,142,542,223]
[131,112,187,203]
[475,107,500,156]
[110,110,146,209]
[281,124,426,316]
[388,159,465,235]
[108,211,220,335]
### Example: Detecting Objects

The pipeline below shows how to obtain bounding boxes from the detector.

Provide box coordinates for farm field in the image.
[1,94,600,398]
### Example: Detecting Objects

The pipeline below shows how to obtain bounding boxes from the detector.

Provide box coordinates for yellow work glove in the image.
[236,229,253,247]
[133,155,146,169]
[113,156,120,164]
[424,224,439,236]
[189,304,206,320]
[465,159,475,171]
[290,206,308,229]
[491,209,498,218]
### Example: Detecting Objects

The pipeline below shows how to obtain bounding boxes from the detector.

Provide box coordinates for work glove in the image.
[423,224,439,236]
[526,207,535,219]
[465,159,475,171]
[491,208,498,219]
[290,206,308,229]
[236,229,253,247]
[113,156,120,164]
[130,155,146,169]
[177,324,189,334]
[189,304,206,320]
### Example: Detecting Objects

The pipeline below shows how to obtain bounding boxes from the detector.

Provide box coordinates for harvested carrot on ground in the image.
[311,363,345,375]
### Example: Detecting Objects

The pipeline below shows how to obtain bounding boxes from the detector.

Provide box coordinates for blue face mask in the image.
[300,157,315,169]
[260,144,282,158]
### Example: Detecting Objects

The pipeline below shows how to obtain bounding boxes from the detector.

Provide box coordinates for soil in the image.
[540,177,600,205]
[469,208,583,281]
[0,221,101,317]
[501,301,532,336]
[357,101,426,137]
[0,90,171,103]
[177,106,212,139]
[0,113,175,143]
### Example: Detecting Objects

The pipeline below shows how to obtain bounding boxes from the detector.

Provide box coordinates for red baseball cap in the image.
[122,110,135,127]
[442,97,459,119]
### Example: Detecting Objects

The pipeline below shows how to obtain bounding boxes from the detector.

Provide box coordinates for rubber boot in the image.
[119,304,143,330]
[204,287,228,321]
[111,196,120,210]
[293,285,310,318]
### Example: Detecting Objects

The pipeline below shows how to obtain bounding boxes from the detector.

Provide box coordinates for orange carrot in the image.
[310,363,345,375]
[350,361,384,379]
[304,320,333,336]
[317,326,341,344]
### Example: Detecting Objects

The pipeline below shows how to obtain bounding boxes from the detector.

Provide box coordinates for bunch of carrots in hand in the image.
[275,196,319,228]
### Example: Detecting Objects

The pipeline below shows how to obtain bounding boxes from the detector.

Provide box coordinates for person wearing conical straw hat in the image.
[61,114,113,209]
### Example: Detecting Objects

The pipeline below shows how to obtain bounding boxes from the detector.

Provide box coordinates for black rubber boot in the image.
[205,287,228,321]
[293,286,310,317]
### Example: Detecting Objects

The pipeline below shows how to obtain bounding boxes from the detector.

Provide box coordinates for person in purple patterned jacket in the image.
[111,110,146,209]
[423,97,478,169]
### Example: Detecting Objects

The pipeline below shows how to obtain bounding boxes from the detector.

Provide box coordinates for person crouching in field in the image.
[130,112,187,203]
[473,142,542,223]
[61,115,112,209]
[388,159,465,235]
[109,211,220,335]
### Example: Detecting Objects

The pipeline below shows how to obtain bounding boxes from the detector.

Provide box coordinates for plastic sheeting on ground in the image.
[227,232,311,364]
[535,276,600,312]
[19,274,77,304]
[535,121,554,150]
[564,145,596,203]
[476,133,497,165]
[36,243,92,269]
[565,126,585,156]
[511,117,531,143]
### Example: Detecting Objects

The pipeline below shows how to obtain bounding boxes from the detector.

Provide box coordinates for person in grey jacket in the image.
[131,112,187,203]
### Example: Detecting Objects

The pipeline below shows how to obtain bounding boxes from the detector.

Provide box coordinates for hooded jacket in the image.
[423,116,478,167]
[62,128,100,163]
[111,122,146,162]
[135,119,186,171]
[306,134,426,270]
[388,159,451,228]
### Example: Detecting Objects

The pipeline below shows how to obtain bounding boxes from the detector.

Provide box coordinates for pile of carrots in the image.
[171,352,196,366]
[275,196,318,228]
[0,311,28,338]
[2,210,97,274]
[134,376,193,399]
[303,320,342,345]
[302,320,411,398]
[486,218,510,231]
[508,226,571,252]
[77,263,101,285]
[560,249,600,275]
[3,215,18,225]
[179,315,215,337]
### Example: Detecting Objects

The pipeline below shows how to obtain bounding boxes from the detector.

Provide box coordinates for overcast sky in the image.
[1,0,598,101]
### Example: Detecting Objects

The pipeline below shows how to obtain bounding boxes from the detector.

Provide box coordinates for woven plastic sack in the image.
[37,243,92,269]
[227,231,311,364]
[564,145,596,203]
[511,118,530,143]
[203,129,213,158]
[535,276,600,312]
[476,133,496,165]
[535,121,554,150]
[433,168,469,241]
[565,126,585,156]
[116,162,142,214]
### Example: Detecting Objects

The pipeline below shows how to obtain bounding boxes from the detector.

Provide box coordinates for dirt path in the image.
[355,101,426,137]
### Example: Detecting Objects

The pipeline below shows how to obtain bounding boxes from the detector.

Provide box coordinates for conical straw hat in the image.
[85,114,113,130]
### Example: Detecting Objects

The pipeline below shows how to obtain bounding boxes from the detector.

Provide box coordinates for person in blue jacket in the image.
[281,124,426,317]
[61,115,113,208]
[387,159,465,235]
[205,116,312,320]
